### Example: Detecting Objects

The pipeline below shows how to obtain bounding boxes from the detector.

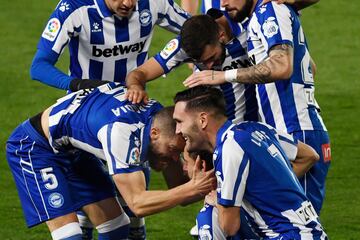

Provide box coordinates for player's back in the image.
[48,83,162,155]
[217,121,326,238]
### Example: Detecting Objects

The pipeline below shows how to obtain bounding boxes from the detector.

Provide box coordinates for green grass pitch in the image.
[0,0,359,239]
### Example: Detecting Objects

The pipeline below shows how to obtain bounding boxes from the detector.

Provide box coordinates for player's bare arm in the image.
[217,204,241,236]
[112,158,216,217]
[125,58,165,104]
[261,0,320,10]
[183,44,293,87]
[292,141,320,177]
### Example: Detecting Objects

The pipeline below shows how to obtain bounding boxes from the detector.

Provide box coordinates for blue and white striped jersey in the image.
[246,1,326,133]
[154,10,258,123]
[47,83,163,174]
[214,120,327,238]
[200,0,223,14]
[38,0,189,84]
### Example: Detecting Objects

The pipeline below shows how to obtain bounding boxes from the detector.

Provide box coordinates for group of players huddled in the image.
[6,0,330,239]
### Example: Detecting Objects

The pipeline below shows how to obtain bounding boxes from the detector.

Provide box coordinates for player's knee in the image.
[96,212,130,240]
[51,222,83,240]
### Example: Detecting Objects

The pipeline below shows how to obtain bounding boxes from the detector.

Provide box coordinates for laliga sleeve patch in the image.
[262,17,279,38]
[42,18,61,42]
[160,39,179,59]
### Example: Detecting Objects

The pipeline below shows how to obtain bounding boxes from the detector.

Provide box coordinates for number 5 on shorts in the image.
[40,167,58,190]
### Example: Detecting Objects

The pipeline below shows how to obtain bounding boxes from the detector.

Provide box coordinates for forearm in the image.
[233,44,293,84]
[292,142,319,177]
[293,0,320,10]
[30,49,73,90]
[126,58,164,88]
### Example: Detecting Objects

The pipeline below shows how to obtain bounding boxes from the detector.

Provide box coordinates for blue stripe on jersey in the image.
[232,152,248,203]
[157,13,182,30]
[88,8,105,45]
[114,16,130,43]
[68,36,83,78]
[275,81,301,132]
[219,83,236,121]
[89,59,103,80]
[138,0,152,38]
[243,84,259,121]
[114,58,127,84]
[223,11,242,37]
[201,1,221,14]
[227,38,245,59]
[257,84,276,127]
[168,0,189,19]
[137,52,148,67]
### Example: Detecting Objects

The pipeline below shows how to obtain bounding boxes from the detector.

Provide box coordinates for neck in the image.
[250,0,258,15]
[207,116,227,152]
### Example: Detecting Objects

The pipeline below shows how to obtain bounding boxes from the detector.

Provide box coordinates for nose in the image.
[175,124,181,135]
[206,61,214,70]
[123,0,135,8]
[221,0,228,8]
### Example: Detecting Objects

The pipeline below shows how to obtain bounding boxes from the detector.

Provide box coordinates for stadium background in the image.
[0,0,359,238]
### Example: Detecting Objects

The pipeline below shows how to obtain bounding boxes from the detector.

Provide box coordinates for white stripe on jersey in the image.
[293,83,314,130]
[264,83,287,131]
[242,199,280,238]
[272,3,293,41]
[69,137,105,160]
[221,134,249,206]
[49,110,68,127]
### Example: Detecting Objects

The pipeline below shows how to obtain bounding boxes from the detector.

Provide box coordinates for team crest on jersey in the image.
[199,225,212,240]
[48,192,64,208]
[160,39,179,59]
[42,18,61,42]
[129,147,141,165]
[58,2,70,12]
[262,17,279,38]
[139,10,152,27]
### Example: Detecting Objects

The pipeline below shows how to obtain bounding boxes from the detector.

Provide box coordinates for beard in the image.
[230,0,253,23]
[211,43,227,71]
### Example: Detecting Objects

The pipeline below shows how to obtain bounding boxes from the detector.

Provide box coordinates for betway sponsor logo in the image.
[222,55,256,71]
[92,40,146,57]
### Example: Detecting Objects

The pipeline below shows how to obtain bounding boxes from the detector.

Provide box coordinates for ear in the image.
[218,30,226,44]
[199,112,209,130]
[150,127,160,140]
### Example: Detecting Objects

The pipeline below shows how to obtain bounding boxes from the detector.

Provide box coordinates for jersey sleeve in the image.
[274,128,298,161]
[258,2,294,52]
[98,122,144,175]
[155,0,190,34]
[153,36,190,73]
[216,137,250,207]
[37,0,82,56]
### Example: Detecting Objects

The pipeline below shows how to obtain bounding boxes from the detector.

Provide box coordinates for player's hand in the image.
[125,84,149,104]
[204,190,217,206]
[190,156,217,197]
[261,0,295,5]
[183,70,226,88]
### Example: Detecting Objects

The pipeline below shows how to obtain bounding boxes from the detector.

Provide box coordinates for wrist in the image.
[224,69,238,83]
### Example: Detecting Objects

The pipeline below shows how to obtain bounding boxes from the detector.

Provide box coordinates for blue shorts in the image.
[292,130,331,214]
[196,204,259,240]
[6,120,116,227]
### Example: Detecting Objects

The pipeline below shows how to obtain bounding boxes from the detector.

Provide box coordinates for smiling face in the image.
[173,102,207,153]
[105,0,137,17]
[221,0,253,23]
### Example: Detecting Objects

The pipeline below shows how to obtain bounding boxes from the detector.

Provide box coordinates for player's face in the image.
[105,0,137,17]
[221,0,253,23]
[195,43,226,70]
[173,102,206,153]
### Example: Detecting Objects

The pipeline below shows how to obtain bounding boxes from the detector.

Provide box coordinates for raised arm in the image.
[125,58,165,104]
[183,43,294,87]
[112,158,215,217]
[261,0,320,10]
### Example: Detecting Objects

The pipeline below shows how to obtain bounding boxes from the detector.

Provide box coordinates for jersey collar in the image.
[216,120,235,146]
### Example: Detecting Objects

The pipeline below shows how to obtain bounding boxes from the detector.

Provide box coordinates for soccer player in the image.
[6,83,216,239]
[30,0,189,90]
[173,86,328,239]
[183,0,330,215]
[30,1,190,237]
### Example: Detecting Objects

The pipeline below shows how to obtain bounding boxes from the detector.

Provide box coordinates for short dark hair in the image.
[188,150,214,171]
[174,86,226,118]
[153,106,176,136]
[180,14,219,60]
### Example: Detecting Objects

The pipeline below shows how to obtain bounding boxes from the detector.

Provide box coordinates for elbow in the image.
[127,199,148,218]
[220,221,240,237]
